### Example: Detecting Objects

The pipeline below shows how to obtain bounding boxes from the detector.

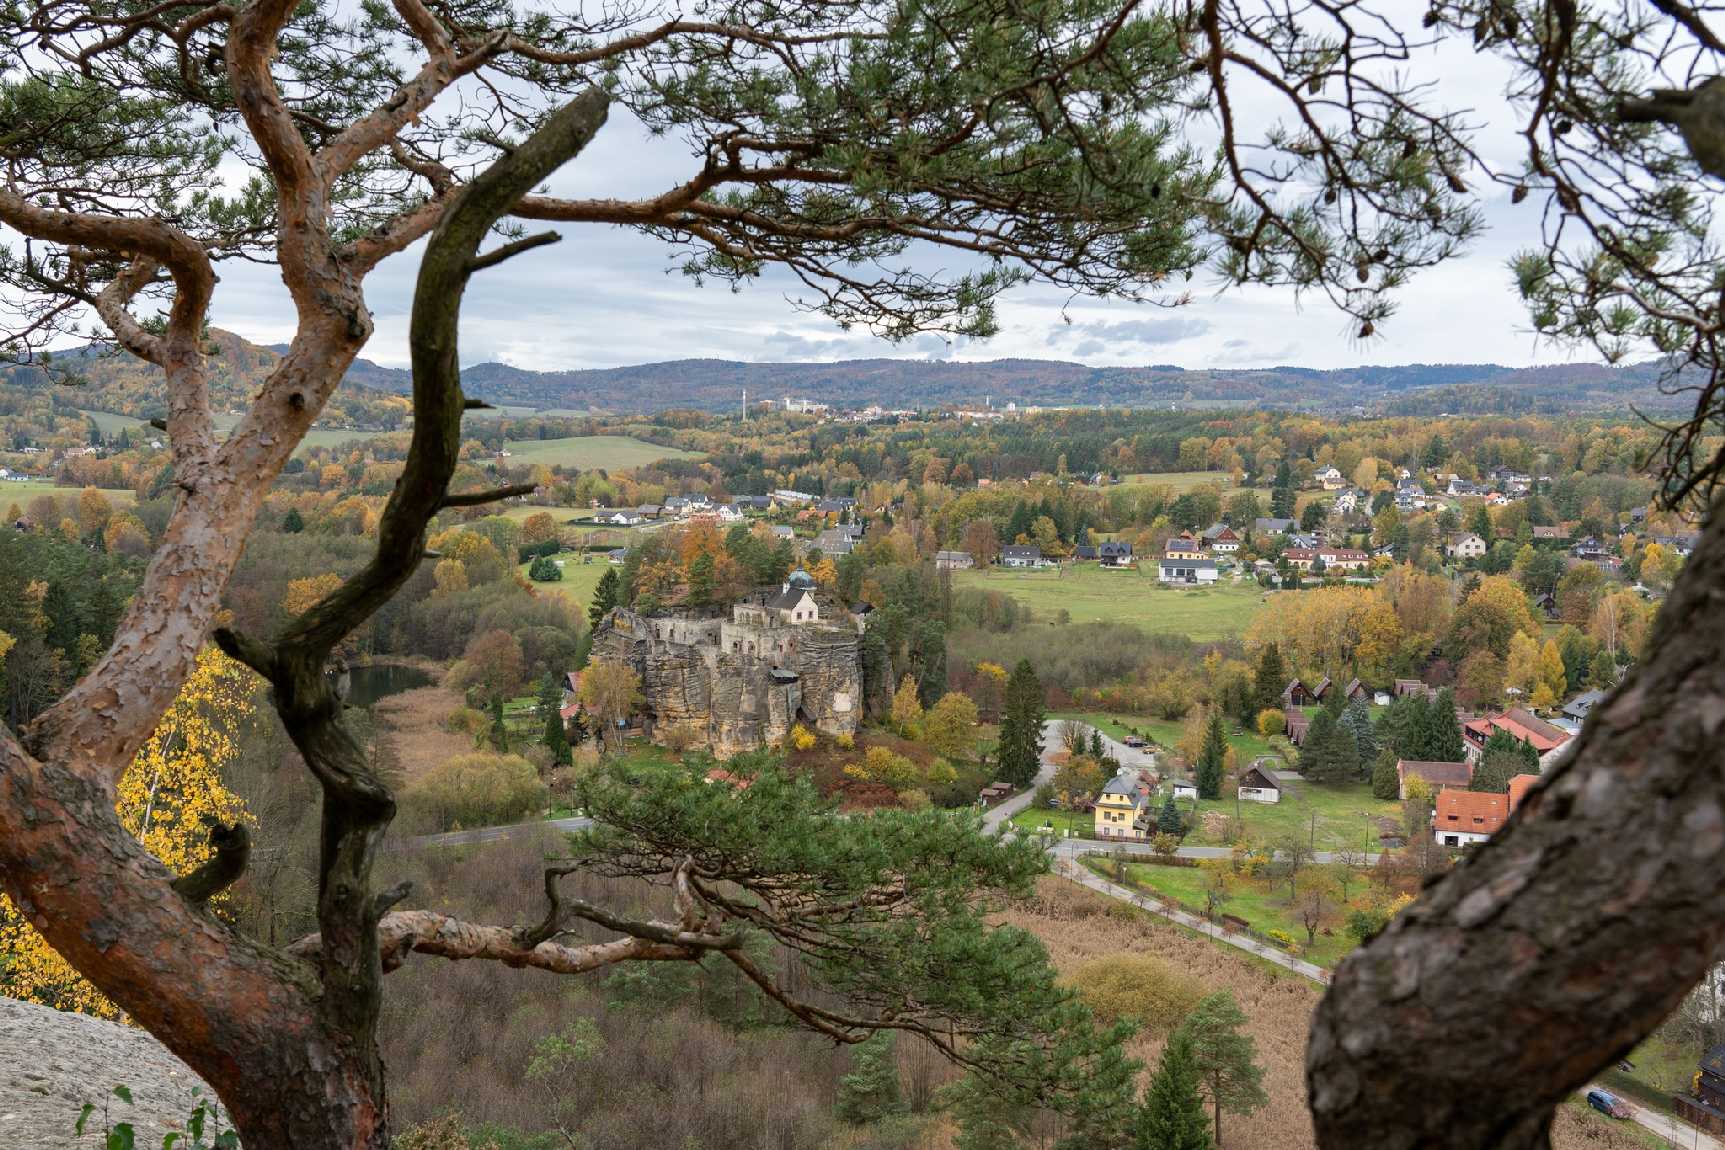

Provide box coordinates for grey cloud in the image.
[1045,316,1209,349]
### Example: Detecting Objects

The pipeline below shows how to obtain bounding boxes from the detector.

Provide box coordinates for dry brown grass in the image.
[1008,877,1658,1150]
[374,684,473,782]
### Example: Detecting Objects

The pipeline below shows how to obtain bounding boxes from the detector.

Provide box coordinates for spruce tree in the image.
[1340,699,1377,774]
[1196,712,1228,799]
[1090,729,1106,759]
[1300,709,1339,783]
[1158,792,1184,836]
[1422,688,1467,762]
[1253,643,1287,715]
[281,507,304,534]
[1137,1029,1212,1150]
[588,567,620,628]
[997,659,1044,788]
[1371,747,1402,800]
[835,1031,904,1124]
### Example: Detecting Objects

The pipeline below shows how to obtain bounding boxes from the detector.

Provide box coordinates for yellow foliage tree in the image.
[0,648,255,1017]
[891,675,924,733]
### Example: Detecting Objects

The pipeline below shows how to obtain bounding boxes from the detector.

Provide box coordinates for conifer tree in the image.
[1422,689,1467,762]
[1340,698,1378,767]
[1181,992,1267,1146]
[1158,792,1184,836]
[1196,712,1228,799]
[1137,1030,1212,1150]
[835,1031,904,1124]
[1371,747,1402,801]
[281,507,304,534]
[997,660,1045,789]
[589,567,620,629]
[1253,643,1287,715]
[538,673,572,767]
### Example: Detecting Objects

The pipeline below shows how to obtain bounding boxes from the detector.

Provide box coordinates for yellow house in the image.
[1094,773,1148,839]
[1164,533,1207,561]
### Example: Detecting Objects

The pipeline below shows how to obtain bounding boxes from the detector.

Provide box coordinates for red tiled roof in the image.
[1470,709,1571,753]
[1434,788,1508,836]
[1507,773,1540,812]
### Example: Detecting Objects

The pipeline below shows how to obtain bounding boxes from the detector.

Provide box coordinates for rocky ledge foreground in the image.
[0,995,218,1148]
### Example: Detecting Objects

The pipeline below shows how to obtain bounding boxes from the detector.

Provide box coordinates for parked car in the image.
[1585,1089,1632,1120]
[1121,735,1147,748]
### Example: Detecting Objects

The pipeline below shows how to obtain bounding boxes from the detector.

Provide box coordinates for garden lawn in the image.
[519,553,611,612]
[1010,806,1093,839]
[1105,860,1358,968]
[952,564,1267,640]
[1180,779,1397,854]
[499,435,702,470]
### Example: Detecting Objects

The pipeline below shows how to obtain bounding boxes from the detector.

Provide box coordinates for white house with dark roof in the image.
[1158,555,1218,584]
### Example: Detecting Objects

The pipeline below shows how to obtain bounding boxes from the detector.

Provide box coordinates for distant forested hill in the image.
[0,329,1689,419]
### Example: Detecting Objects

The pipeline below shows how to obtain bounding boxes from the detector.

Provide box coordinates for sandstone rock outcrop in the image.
[589,575,864,757]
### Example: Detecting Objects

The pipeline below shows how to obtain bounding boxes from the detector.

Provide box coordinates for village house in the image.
[1237,764,1281,804]
[1253,516,1296,536]
[1164,532,1208,560]
[1316,465,1347,490]
[1158,555,1219,584]
[1462,708,1572,765]
[1282,678,1315,707]
[1096,540,1135,567]
[1332,488,1364,516]
[1396,759,1472,800]
[1674,1045,1725,1135]
[813,528,855,555]
[1318,547,1372,572]
[1000,544,1045,569]
[1433,788,1509,846]
[1531,524,1571,542]
[1342,678,1369,702]
[1284,711,1310,746]
[1446,532,1488,560]
[1093,771,1153,839]
[1560,688,1607,726]
[1201,523,1241,553]
[934,550,974,571]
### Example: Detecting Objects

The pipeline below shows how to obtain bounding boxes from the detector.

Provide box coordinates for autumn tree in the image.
[447,628,527,707]
[1,648,254,1017]
[923,691,980,760]
[577,660,643,751]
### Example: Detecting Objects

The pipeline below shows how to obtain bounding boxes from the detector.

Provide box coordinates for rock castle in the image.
[590,569,865,757]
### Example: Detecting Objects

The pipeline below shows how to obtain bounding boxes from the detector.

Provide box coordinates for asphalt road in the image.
[981,718,1156,832]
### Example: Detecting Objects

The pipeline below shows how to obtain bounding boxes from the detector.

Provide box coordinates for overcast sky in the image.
[202,14,1597,375]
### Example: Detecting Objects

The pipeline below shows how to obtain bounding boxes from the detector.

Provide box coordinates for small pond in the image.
[342,663,436,708]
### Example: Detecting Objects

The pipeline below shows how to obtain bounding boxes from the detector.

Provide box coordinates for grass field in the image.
[77,408,149,435]
[518,553,612,611]
[953,563,1267,639]
[1,476,137,504]
[1120,470,1244,492]
[1108,860,1359,967]
[500,435,702,470]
